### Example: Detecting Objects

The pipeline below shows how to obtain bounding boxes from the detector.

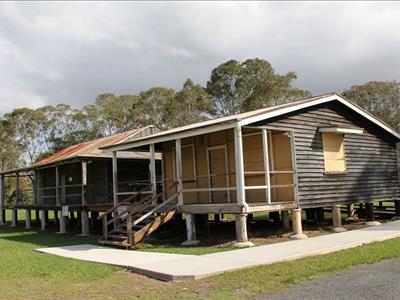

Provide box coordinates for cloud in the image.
[1,1,400,114]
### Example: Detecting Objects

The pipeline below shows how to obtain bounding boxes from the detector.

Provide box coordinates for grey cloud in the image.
[1,1,400,114]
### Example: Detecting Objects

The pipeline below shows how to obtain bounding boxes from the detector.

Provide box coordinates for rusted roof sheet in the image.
[33,126,157,168]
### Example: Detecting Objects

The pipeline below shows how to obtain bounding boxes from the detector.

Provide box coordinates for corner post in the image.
[262,129,271,204]
[175,139,183,206]
[0,175,5,225]
[80,160,90,236]
[150,143,157,204]
[234,123,246,208]
[16,172,20,205]
[55,166,60,206]
[112,151,118,206]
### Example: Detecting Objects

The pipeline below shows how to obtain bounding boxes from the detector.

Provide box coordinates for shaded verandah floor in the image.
[36,220,400,282]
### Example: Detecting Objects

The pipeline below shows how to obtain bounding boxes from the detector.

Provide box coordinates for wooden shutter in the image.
[321,132,346,174]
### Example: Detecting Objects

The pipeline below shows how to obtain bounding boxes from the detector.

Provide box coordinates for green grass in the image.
[1,224,400,299]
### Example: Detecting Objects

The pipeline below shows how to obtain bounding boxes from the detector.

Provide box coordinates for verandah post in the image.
[80,160,90,236]
[0,174,5,225]
[233,124,253,247]
[262,129,271,204]
[150,143,157,205]
[175,139,183,206]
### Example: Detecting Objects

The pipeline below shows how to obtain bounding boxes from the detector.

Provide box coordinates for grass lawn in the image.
[1,224,400,299]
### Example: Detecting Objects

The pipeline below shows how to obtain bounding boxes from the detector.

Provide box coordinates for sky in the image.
[1,1,400,114]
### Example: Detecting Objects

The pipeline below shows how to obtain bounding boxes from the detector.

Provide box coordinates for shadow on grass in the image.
[0,224,99,248]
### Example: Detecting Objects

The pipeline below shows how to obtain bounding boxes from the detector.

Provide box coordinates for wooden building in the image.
[0,126,161,235]
[99,93,400,248]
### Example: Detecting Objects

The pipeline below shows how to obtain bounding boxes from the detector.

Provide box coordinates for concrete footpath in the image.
[36,220,400,282]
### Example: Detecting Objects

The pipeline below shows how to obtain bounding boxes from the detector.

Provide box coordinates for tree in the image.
[342,81,400,131]
[206,58,311,117]
[163,79,212,128]
[138,87,175,130]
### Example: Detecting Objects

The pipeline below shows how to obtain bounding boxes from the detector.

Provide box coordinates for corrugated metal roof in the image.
[33,126,157,168]
[101,93,400,152]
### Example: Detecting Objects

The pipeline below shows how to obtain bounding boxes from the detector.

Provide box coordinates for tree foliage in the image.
[0,58,311,169]
[342,81,400,131]
[206,58,311,117]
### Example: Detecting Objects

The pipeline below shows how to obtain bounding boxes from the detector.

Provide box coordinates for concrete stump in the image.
[79,210,90,236]
[25,209,31,229]
[40,210,46,231]
[290,208,308,239]
[0,208,6,225]
[395,201,400,217]
[57,210,67,234]
[234,213,254,248]
[10,208,17,227]
[181,214,199,246]
[281,211,290,230]
[365,202,381,226]
[332,205,347,232]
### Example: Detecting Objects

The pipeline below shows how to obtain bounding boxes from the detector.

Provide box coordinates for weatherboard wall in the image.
[255,101,400,208]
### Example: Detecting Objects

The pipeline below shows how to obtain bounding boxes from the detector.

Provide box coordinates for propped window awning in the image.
[318,126,364,135]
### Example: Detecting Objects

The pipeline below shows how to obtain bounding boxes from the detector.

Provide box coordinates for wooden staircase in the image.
[98,184,178,249]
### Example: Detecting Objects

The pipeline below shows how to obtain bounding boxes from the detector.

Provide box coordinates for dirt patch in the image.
[136,214,394,251]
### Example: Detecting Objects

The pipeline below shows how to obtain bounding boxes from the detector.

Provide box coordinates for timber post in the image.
[150,143,157,205]
[365,202,381,226]
[233,123,253,247]
[25,209,31,229]
[11,208,17,227]
[80,160,90,236]
[331,205,347,232]
[40,210,46,231]
[394,201,400,217]
[346,204,357,221]
[175,139,183,206]
[181,214,199,246]
[290,208,308,239]
[281,210,290,230]
[0,175,5,225]
[57,209,67,234]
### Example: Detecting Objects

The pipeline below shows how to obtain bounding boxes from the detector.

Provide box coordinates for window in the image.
[321,132,346,174]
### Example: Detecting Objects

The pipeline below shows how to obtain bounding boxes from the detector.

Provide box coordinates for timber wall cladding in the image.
[258,101,400,207]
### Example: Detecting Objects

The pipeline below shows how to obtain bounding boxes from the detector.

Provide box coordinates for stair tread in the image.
[99,239,129,247]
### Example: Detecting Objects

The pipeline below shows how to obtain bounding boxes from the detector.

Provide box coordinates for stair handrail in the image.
[121,182,178,223]
[98,184,151,220]
[131,193,178,227]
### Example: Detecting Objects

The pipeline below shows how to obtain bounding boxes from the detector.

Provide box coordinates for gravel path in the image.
[257,258,400,300]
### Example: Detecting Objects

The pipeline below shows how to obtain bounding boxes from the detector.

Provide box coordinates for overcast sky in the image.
[1,1,400,114]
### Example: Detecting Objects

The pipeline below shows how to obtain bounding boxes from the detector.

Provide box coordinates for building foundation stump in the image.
[57,209,67,234]
[365,202,381,226]
[290,208,308,239]
[346,204,357,221]
[11,208,17,227]
[332,205,347,232]
[0,208,6,225]
[234,214,254,247]
[395,201,400,217]
[79,210,90,236]
[25,209,31,229]
[281,210,290,230]
[40,210,46,231]
[181,214,199,246]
